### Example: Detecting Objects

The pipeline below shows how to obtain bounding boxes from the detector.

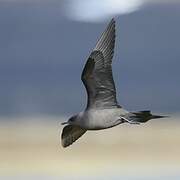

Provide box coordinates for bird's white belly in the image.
[82,108,128,130]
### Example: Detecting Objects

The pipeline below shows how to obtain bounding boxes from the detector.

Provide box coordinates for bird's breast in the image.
[81,108,128,130]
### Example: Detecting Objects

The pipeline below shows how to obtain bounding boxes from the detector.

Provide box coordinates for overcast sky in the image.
[0,1,180,117]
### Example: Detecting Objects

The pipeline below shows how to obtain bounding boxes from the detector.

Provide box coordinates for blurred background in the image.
[0,0,180,179]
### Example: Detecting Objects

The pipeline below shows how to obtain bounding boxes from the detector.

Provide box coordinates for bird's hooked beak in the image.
[61,121,68,125]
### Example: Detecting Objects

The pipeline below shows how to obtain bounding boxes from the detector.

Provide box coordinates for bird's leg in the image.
[120,117,140,125]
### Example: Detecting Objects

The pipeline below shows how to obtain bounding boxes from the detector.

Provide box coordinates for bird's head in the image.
[61,115,78,125]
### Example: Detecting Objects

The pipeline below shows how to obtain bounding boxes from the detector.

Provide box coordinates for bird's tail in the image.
[131,110,167,123]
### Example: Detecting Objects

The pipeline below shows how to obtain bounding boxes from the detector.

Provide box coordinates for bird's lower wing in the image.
[61,125,86,148]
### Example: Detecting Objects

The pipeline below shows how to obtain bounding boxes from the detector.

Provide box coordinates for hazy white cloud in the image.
[0,0,180,22]
[64,0,146,22]
[63,0,180,22]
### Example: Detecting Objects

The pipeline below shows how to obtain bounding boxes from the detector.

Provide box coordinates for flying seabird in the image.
[61,18,166,148]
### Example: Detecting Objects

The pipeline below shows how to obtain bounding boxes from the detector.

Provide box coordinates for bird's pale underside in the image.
[61,18,166,148]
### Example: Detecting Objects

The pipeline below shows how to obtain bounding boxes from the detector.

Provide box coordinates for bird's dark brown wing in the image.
[61,125,86,148]
[81,18,121,109]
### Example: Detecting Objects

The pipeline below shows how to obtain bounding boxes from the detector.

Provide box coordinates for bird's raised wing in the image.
[81,19,121,109]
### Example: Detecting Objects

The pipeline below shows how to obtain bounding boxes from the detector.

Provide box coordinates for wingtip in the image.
[61,140,69,148]
[109,17,116,26]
